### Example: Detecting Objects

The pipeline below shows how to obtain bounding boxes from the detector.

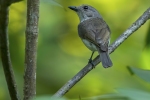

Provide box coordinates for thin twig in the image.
[23,0,39,100]
[53,7,150,97]
[0,1,20,100]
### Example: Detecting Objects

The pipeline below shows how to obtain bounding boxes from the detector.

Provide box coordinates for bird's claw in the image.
[88,59,95,68]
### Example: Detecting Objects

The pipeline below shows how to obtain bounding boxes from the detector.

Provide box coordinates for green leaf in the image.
[127,66,150,83]
[72,94,129,100]
[117,88,150,100]
[41,0,64,8]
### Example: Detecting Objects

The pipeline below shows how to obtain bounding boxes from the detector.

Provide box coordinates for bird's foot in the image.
[88,59,95,68]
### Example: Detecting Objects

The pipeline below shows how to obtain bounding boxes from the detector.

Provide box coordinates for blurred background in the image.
[0,0,150,100]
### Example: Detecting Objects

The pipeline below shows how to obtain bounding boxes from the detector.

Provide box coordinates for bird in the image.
[68,5,112,68]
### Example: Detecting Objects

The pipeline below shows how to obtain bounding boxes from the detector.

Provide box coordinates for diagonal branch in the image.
[53,7,150,98]
[0,1,21,100]
[23,0,39,100]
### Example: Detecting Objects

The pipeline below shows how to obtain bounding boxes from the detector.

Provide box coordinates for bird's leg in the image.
[88,51,95,67]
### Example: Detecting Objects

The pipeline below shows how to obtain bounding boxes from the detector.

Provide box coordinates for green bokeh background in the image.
[0,0,150,100]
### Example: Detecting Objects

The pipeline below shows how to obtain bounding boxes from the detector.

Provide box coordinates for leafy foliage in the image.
[127,66,150,82]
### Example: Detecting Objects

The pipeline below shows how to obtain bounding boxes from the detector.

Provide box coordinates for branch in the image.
[0,1,21,100]
[23,0,39,100]
[53,7,150,97]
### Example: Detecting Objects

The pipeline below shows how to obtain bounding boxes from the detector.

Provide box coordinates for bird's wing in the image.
[94,27,110,51]
[78,18,110,51]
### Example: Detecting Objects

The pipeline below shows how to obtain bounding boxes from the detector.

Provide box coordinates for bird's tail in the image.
[97,48,112,68]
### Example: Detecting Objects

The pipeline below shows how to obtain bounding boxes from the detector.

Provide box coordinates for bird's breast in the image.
[82,39,97,51]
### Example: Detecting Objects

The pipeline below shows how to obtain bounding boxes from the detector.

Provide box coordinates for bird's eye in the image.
[83,6,88,10]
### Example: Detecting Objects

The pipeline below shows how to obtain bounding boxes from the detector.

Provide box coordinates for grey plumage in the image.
[69,5,112,68]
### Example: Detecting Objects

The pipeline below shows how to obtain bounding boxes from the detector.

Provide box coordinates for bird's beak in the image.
[68,6,78,12]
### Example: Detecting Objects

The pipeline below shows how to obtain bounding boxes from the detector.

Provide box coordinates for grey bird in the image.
[68,5,112,68]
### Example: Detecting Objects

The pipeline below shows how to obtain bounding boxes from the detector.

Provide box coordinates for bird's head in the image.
[69,5,102,22]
